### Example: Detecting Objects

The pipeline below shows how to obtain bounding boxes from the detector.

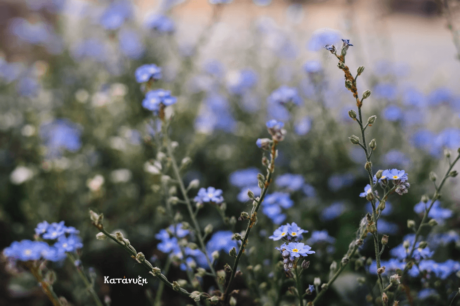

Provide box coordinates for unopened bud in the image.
[181,157,192,168]
[157,206,166,214]
[341,257,349,265]
[210,296,219,304]
[188,242,198,250]
[151,267,161,276]
[449,170,458,177]
[357,66,365,75]
[239,212,249,220]
[369,139,376,150]
[381,235,389,245]
[212,251,219,260]
[377,201,386,212]
[362,90,371,99]
[96,232,106,240]
[169,197,179,205]
[403,240,410,249]
[445,149,451,158]
[367,116,377,126]
[330,261,337,272]
[366,258,373,266]
[314,277,321,286]
[377,266,386,275]
[429,172,437,182]
[44,270,56,285]
[382,292,388,303]
[204,224,213,235]
[376,170,383,180]
[407,220,415,229]
[174,212,182,222]
[136,252,145,262]
[348,110,357,120]
[428,219,438,227]
[229,247,237,257]
[349,135,360,145]
[89,210,103,226]
[247,190,255,199]
[418,241,428,249]
[390,274,400,285]
[302,260,310,270]
[188,179,199,189]
[365,161,372,171]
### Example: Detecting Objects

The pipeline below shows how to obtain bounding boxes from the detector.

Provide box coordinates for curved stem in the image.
[154,257,171,306]
[27,263,62,306]
[67,253,103,306]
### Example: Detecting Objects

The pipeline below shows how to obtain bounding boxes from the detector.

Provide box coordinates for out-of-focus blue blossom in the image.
[303,60,322,74]
[72,39,108,63]
[302,184,316,198]
[366,201,393,216]
[429,231,460,246]
[321,202,346,221]
[142,89,177,113]
[253,0,272,6]
[209,0,233,4]
[237,186,261,202]
[307,28,340,51]
[195,94,236,133]
[229,168,259,188]
[203,60,225,79]
[16,77,40,97]
[40,119,82,158]
[276,174,304,191]
[369,258,405,275]
[382,105,402,121]
[0,60,23,83]
[268,86,301,105]
[42,221,66,240]
[376,219,398,235]
[382,150,411,168]
[403,87,426,107]
[308,230,335,244]
[266,119,284,129]
[135,64,162,83]
[407,259,460,279]
[145,14,175,33]
[26,0,66,12]
[414,201,452,222]
[157,236,181,254]
[268,102,291,122]
[264,192,293,209]
[436,128,460,150]
[41,245,66,262]
[428,88,452,106]
[206,231,237,254]
[262,204,286,224]
[359,184,372,198]
[418,288,438,300]
[294,117,312,136]
[286,3,304,24]
[284,242,315,258]
[227,69,257,95]
[99,1,132,30]
[328,173,355,192]
[390,234,433,261]
[119,29,144,59]
[167,224,190,238]
[3,240,48,261]
[374,83,397,101]
[194,187,224,204]
[411,129,438,156]
[54,235,83,253]
[35,221,50,236]
[403,109,425,127]
[349,147,366,163]
[9,18,53,45]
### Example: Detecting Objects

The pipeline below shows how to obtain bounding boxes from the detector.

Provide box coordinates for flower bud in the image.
[330,261,337,272]
[115,231,125,242]
[429,171,437,182]
[449,170,458,177]
[338,62,345,69]
[174,212,182,222]
[151,267,161,276]
[229,247,237,257]
[367,115,377,126]
[382,292,388,304]
[390,274,400,285]
[407,220,415,229]
[377,201,386,212]
[362,90,371,99]
[209,296,220,304]
[235,270,243,277]
[348,110,357,120]
[157,206,166,214]
[376,170,383,180]
[239,212,249,220]
[355,259,363,271]
[349,135,360,145]
[188,242,198,250]
[96,232,107,240]
[365,161,372,171]
[418,241,428,249]
[366,258,373,266]
[169,197,179,205]
[377,266,385,275]
[381,235,389,245]
[44,271,56,285]
[172,281,181,291]
[229,296,237,306]
[369,139,376,150]
[89,210,103,226]
[345,80,353,89]
[302,260,310,270]
[136,252,146,262]
[428,219,438,227]
[204,224,213,235]
[321,283,328,290]
[256,138,271,150]
[445,149,451,158]
[188,179,199,189]
[190,291,201,302]
[357,66,365,75]
[181,157,192,168]
[212,251,219,260]
[247,189,255,199]
[314,277,321,286]
[341,257,349,265]
[403,240,410,249]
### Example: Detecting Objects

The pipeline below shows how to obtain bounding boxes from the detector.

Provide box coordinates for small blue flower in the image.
[99,1,132,30]
[256,138,271,150]
[264,192,293,209]
[414,201,452,222]
[194,187,224,204]
[418,288,438,300]
[42,221,66,240]
[262,204,286,224]
[284,242,315,258]
[35,221,50,236]
[385,169,408,181]
[276,174,304,191]
[268,86,301,105]
[269,225,290,241]
[229,168,259,188]
[135,64,162,83]
[383,105,402,121]
[321,202,346,221]
[119,28,144,59]
[266,119,284,129]
[227,69,257,95]
[40,119,82,159]
[341,39,353,48]
[41,245,66,262]
[308,29,340,51]
[308,230,336,244]
[54,235,83,253]
[294,117,312,136]
[304,60,322,73]
[359,184,372,198]
[206,231,237,254]
[167,224,190,238]
[3,240,48,261]
[142,89,177,113]
[145,14,175,33]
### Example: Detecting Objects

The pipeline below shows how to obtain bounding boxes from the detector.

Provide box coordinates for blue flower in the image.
[35,221,50,235]
[284,242,315,258]
[321,202,346,221]
[302,184,316,198]
[418,288,438,300]
[262,204,286,224]
[194,187,224,204]
[308,29,340,51]
[227,69,257,95]
[40,119,81,158]
[17,77,40,97]
[294,117,312,136]
[303,60,322,73]
[157,236,181,254]
[414,201,452,222]
[341,38,353,47]
[403,87,426,107]
[142,89,177,113]
[135,64,162,83]
[203,60,225,78]
[384,169,408,181]
[266,119,284,129]
[382,105,402,121]
[119,28,144,59]
[382,150,410,168]
[3,240,48,261]
[206,231,237,254]
[99,1,132,30]
[328,173,355,192]
[374,83,397,101]
[54,235,83,253]
[366,201,393,216]
[276,174,304,191]
[72,39,108,63]
[237,186,261,202]
[428,88,452,106]
[209,0,233,4]
[268,86,301,105]
[269,225,290,241]
[264,192,293,209]
[41,245,66,262]
[308,230,335,244]
[376,219,399,235]
[359,184,372,198]
[229,168,259,188]
[42,221,66,240]
[145,14,175,33]
[167,223,190,238]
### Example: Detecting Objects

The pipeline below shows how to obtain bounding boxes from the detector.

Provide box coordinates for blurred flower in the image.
[403,87,426,107]
[145,14,175,33]
[99,1,132,30]
[54,235,83,252]
[374,83,397,101]
[227,69,257,95]
[382,105,402,122]
[207,231,237,254]
[268,86,301,105]
[302,184,316,198]
[382,150,410,168]
[262,204,286,224]
[276,174,304,191]
[87,175,105,192]
[308,28,340,51]
[264,192,293,209]
[72,39,108,63]
[135,64,162,83]
[194,187,224,204]
[142,89,177,113]
[418,288,438,300]
[303,60,322,74]
[110,169,132,183]
[308,230,335,244]
[359,184,372,198]
[253,0,272,6]
[230,168,259,188]
[40,119,82,158]
[327,173,355,192]
[428,88,452,106]
[294,117,312,136]
[10,166,34,185]
[119,28,144,59]
[209,0,233,4]
[16,77,40,97]
[321,202,346,221]
[3,240,48,261]
[414,201,452,222]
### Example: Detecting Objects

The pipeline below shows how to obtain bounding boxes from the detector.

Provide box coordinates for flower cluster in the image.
[142,89,177,114]
[194,186,224,205]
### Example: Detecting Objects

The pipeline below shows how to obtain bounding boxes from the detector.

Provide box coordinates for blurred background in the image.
[1,0,460,305]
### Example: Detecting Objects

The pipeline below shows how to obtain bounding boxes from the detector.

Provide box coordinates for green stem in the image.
[295,264,304,306]
[450,290,459,306]
[154,257,171,306]
[164,133,222,291]
[222,142,278,304]
[67,253,103,306]
[28,263,62,306]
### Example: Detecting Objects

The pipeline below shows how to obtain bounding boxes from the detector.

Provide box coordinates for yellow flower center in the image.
[381,176,386,179]
[24,249,31,255]
[292,248,299,253]
[281,232,286,236]
[291,232,297,236]
[393,176,399,179]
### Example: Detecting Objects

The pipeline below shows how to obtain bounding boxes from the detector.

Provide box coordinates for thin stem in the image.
[164,133,222,291]
[222,141,278,304]
[450,290,459,306]
[67,253,103,306]
[154,257,171,306]
[28,263,62,306]
[295,264,304,306]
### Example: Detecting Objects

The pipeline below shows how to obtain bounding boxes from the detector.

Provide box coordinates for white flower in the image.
[87,175,105,191]
[10,166,34,185]
[110,169,132,183]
